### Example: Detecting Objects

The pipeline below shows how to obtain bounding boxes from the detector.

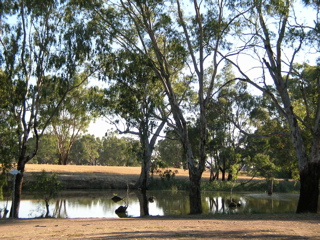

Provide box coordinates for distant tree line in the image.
[27,133,141,166]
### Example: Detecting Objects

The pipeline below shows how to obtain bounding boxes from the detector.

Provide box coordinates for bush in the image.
[153,168,179,181]
[31,170,62,217]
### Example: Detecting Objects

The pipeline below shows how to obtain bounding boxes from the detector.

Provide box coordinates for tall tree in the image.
[230,0,320,213]
[100,50,168,191]
[0,0,94,217]
[89,0,248,214]
[49,78,96,165]
[205,63,253,181]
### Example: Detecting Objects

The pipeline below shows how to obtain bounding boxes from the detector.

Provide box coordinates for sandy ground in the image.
[1,214,319,239]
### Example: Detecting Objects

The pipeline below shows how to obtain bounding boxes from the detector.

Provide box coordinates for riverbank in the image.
[23,164,190,189]
[1,214,319,239]
[21,164,299,193]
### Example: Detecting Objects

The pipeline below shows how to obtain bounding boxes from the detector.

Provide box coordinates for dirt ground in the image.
[2,165,319,239]
[1,214,319,239]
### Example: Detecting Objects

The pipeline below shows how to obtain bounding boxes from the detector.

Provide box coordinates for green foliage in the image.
[28,134,58,164]
[250,153,278,180]
[156,130,184,168]
[69,134,101,165]
[97,133,140,166]
[31,170,62,203]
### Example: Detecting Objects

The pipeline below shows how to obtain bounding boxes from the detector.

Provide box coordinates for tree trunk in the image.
[267,179,273,196]
[221,169,226,181]
[135,132,152,191]
[189,169,202,214]
[135,154,151,191]
[215,170,219,180]
[297,161,320,213]
[10,171,23,218]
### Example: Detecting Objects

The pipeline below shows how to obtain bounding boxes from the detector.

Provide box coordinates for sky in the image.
[87,118,112,138]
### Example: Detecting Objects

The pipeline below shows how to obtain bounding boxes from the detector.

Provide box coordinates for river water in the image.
[0,190,304,218]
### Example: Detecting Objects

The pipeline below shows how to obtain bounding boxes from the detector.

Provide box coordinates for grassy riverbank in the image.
[18,164,300,193]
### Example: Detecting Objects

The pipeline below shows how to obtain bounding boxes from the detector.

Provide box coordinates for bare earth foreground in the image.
[1,214,319,240]
[1,164,319,239]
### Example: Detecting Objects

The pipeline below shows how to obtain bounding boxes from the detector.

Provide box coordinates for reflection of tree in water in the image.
[244,194,298,213]
[205,192,245,214]
[208,197,225,213]
[135,190,149,216]
[22,191,299,218]
[150,191,190,215]
[53,200,68,218]
[206,192,298,214]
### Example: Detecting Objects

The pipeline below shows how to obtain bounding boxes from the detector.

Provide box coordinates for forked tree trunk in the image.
[296,161,320,213]
[134,120,166,191]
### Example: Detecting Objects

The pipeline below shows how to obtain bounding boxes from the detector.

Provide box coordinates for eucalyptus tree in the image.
[69,134,101,165]
[204,62,255,181]
[87,0,249,214]
[0,0,95,217]
[229,0,320,213]
[99,50,168,191]
[47,78,97,165]
[98,133,140,166]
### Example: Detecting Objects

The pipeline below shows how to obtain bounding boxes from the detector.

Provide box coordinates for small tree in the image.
[250,153,278,195]
[31,171,62,218]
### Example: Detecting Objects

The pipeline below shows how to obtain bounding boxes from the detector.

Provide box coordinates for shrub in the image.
[156,169,179,181]
[31,170,62,217]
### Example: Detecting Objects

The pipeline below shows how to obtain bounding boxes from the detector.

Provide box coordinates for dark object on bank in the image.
[229,201,241,208]
[111,195,122,202]
[115,206,127,214]
[148,196,156,202]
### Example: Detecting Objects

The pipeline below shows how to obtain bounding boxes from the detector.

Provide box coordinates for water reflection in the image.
[0,190,304,219]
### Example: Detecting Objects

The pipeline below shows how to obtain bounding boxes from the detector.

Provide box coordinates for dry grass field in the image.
[24,164,198,178]
[23,164,201,189]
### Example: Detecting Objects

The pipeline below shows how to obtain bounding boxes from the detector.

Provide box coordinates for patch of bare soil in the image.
[1,214,319,239]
